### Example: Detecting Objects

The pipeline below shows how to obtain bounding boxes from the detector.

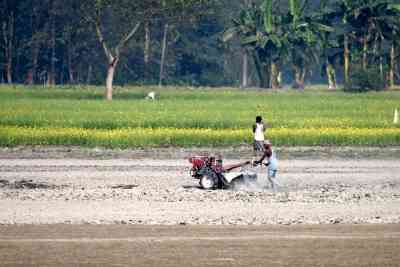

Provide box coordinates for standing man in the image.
[253,115,265,156]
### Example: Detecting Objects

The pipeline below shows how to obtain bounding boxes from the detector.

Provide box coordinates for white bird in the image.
[145,91,156,100]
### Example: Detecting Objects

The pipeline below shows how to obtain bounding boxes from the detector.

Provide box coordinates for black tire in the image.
[199,175,216,190]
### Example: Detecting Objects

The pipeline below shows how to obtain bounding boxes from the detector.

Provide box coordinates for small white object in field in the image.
[394,108,399,124]
[145,91,156,100]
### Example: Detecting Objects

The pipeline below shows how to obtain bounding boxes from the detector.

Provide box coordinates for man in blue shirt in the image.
[254,140,280,192]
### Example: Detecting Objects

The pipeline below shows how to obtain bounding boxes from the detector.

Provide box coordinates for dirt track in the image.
[0,147,399,225]
[1,224,399,267]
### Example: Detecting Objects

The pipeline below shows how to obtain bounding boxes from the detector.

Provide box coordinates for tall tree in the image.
[84,0,142,100]
[23,0,46,85]
[0,0,16,84]
[157,0,217,87]
[223,1,258,88]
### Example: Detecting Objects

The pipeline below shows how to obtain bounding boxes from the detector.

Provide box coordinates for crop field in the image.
[0,85,399,147]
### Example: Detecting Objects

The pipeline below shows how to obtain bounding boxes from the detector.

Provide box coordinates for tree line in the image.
[224,0,400,91]
[1,0,400,99]
[1,0,232,99]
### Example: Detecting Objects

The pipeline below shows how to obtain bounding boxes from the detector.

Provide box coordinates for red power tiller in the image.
[188,156,258,190]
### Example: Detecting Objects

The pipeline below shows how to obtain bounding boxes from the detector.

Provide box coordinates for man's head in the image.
[256,115,262,123]
[263,140,272,156]
[208,156,216,166]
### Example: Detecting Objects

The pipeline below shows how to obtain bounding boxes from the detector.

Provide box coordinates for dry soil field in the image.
[1,146,400,266]
[0,146,399,225]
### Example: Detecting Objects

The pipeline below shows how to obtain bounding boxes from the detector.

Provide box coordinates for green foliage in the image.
[345,67,386,92]
[263,0,273,33]
[289,0,301,24]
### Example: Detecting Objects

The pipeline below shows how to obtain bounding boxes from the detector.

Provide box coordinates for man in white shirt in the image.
[253,115,265,156]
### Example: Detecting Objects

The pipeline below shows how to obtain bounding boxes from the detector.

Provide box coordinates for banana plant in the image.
[331,0,400,87]
[240,0,289,89]
[387,3,400,87]
[314,1,343,90]
[355,1,400,84]
[285,0,334,90]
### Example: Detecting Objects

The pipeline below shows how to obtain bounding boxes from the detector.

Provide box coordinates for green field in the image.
[0,85,399,147]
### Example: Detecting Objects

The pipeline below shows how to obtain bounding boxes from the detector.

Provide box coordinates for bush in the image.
[345,67,386,92]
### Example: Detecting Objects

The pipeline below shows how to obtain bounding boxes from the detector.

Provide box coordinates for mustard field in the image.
[0,85,399,147]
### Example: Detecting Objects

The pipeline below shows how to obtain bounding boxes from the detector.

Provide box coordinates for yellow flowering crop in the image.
[0,126,399,148]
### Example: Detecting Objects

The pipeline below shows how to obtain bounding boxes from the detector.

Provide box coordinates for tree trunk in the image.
[373,36,378,57]
[47,9,56,86]
[326,60,337,90]
[380,55,384,82]
[26,44,39,85]
[68,44,75,84]
[252,52,266,88]
[26,70,34,85]
[265,62,271,88]
[26,6,41,85]
[159,23,169,87]
[50,19,56,85]
[241,48,248,88]
[74,62,84,84]
[86,64,92,85]
[390,41,396,88]
[344,34,350,85]
[293,65,305,90]
[7,12,13,84]
[95,12,140,100]
[379,39,384,85]
[144,20,151,78]
[106,57,118,101]
[362,36,368,70]
[2,12,14,84]
[301,69,306,86]
[277,71,282,86]
[5,62,12,84]
[271,61,280,89]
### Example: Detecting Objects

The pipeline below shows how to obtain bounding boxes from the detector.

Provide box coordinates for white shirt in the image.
[254,123,264,141]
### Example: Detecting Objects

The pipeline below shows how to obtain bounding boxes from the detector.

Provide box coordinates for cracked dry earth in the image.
[0,156,399,225]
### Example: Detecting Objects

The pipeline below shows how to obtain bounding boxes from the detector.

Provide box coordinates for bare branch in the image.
[115,22,141,55]
[94,11,112,60]
[2,21,7,47]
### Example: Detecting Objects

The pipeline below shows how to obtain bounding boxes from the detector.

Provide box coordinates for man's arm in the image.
[223,161,250,172]
[254,154,266,165]
[254,148,271,165]
[252,124,256,133]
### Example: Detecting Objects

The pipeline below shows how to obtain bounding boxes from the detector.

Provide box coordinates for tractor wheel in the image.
[199,175,216,190]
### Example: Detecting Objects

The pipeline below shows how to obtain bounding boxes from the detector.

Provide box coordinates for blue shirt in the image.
[268,150,278,170]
